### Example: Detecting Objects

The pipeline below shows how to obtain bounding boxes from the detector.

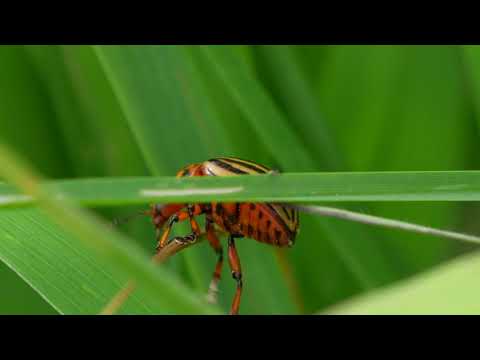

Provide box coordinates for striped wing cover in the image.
[204,157,298,235]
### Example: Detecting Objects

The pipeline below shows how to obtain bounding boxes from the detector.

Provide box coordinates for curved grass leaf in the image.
[323,250,480,314]
[0,143,221,315]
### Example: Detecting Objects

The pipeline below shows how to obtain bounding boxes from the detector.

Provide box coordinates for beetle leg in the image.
[187,204,203,238]
[156,205,203,251]
[153,204,185,251]
[205,216,223,305]
[156,214,180,251]
[156,208,191,251]
[227,235,243,315]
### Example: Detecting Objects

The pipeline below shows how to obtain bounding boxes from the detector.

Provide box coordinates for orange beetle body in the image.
[149,157,300,315]
[152,157,299,247]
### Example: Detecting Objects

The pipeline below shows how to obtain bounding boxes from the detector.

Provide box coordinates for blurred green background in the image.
[1,45,480,314]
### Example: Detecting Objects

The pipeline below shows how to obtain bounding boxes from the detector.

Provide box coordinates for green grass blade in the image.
[200,46,314,171]
[314,45,475,284]
[93,45,222,297]
[184,47,267,161]
[1,171,480,208]
[0,46,65,313]
[0,46,70,178]
[0,143,221,315]
[323,251,480,314]
[461,45,480,148]
[251,45,342,170]
[60,45,149,177]
[93,45,228,174]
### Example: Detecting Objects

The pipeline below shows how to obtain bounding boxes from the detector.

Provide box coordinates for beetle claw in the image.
[173,234,197,245]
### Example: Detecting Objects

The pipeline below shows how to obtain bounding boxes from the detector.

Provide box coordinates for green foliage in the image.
[0,45,480,314]
[324,251,480,315]
[1,171,480,208]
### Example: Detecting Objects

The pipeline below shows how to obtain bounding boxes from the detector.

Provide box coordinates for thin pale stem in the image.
[291,205,480,245]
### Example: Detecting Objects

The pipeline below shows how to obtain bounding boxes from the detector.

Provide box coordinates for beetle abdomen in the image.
[204,157,299,247]
[239,203,297,247]
[211,201,298,247]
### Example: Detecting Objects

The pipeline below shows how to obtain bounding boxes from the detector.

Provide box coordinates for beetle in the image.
[149,157,299,315]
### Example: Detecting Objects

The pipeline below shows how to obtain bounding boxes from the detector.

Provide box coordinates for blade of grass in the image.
[55,45,167,276]
[0,143,221,314]
[322,250,480,314]
[93,45,219,297]
[60,45,149,177]
[0,46,71,178]
[23,46,109,177]
[1,171,480,208]
[314,45,475,287]
[184,46,267,161]
[0,45,70,314]
[199,46,314,171]
[252,45,342,170]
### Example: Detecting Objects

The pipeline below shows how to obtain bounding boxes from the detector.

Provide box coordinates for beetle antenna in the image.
[112,210,150,227]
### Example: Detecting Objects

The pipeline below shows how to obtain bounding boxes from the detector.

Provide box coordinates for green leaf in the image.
[1,171,480,208]
[323,251,480,314]
[251,45,343,170]
[314,45,475,282]
[199,46,314,171]
[0,143,221,315]
[60,45,149,177]
[0,45,68,314]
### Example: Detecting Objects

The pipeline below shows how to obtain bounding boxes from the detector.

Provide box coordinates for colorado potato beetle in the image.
[149,157,299,315]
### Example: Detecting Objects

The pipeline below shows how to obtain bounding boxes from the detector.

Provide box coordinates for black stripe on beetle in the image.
[281,206,292,221]
[265,204,293,237]
[218,157,269,174]
[208,159,247,175]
